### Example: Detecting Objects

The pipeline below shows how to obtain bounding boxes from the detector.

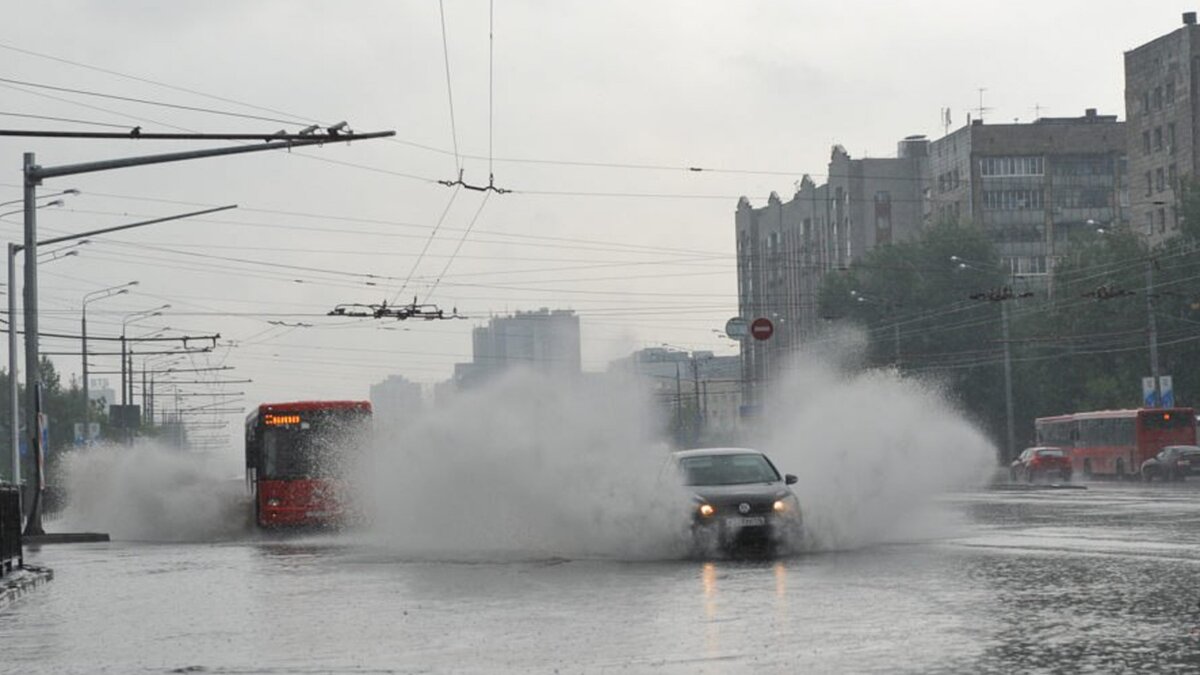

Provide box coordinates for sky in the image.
[0,1,1193,446]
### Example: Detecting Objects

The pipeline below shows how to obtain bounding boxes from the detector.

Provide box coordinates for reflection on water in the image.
[701,561,720,659]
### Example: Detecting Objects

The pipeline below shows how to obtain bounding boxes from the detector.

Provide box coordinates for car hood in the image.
[689,482,791,501]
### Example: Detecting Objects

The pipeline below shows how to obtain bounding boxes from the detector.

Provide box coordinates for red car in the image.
[1010,447,1072,483]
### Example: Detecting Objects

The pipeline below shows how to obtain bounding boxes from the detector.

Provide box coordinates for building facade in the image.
[452,308,581,388]
[735,138,929,399]
[609,347,743,443]
[930,110,1127,277]
[1124,12,1200,244]
[369,375,424,425]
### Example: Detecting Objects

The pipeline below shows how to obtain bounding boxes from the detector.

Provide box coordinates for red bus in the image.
[244,400,372,527]
[1034,408,1197,479]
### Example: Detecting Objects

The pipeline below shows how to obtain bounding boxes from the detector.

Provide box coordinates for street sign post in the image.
[1142,376,1159,407]
[725,316,749,340]
[1160,375,1174,408]
[750,317,774,341]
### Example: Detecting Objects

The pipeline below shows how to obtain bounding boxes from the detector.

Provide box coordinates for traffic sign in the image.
[750,317,774,341]
[725,316,749,340]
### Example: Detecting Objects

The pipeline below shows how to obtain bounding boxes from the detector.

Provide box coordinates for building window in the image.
[979,156,1043,177]
[1157,168,1166,192]
[1155,86,1163,110]
[982,189,1044,210]
[1167,81,1176,104]
[1169,122,1177,154]
[1143,91,1151,112]
[1146,171,1153,196]
[1154,127,1164,151]
[1143,131,1152,154]
[1146,213,1154,235]
[1169,164,1178,191]
[1158,207,1167,233]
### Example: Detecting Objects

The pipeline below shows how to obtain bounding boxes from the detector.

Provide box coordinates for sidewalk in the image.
[0,565,53,610]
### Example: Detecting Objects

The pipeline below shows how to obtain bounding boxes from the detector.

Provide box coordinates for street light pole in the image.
[17,131,393,535]
[1146,258,1161,404]
[21,153,44,535]
[82,282,136,439]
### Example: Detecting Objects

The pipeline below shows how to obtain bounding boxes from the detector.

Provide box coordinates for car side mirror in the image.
[785,474,798,485]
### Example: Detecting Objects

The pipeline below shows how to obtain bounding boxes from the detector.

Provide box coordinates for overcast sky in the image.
[0,1,1192,443]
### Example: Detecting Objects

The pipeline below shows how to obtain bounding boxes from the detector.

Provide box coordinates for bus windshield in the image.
[260,410,367,479]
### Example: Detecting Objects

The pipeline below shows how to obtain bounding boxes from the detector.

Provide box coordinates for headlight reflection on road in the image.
[701,562,720,658]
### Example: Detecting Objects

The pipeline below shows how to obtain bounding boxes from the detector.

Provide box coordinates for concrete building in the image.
[609,347,743,443]
[1124,11,1200,244]
[369,375,423,425]
[929,110,1127,276]
[452,308,581,388]
[735,138,929,398]
[734,114,1125,404]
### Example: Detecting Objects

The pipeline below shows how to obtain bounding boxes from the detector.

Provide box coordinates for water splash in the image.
[56,442,249,542]
[356,369,689,559]
[756,328,997,551]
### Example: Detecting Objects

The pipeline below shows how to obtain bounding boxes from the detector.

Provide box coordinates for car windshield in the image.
[678,453,780,486]
[1035,449,1064,457]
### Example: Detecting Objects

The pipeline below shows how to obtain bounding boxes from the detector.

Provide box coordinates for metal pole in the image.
[22,153,44,535]
[120,334,127,407]
[1001,301,1016,464]
[81,306,88,436]
[7,244,19,499]
[1146,258,1161,405]
[893,321,901,368]
[674,362,683,446]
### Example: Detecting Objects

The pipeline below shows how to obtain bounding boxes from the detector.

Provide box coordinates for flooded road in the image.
[4,482,1200,673]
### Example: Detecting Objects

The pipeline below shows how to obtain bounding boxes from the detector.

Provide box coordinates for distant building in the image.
[735,138,929,396]
[451,308,581,388]
[610,347,743,443]
[735,114,1126,400]
[1124,11,1199,244]
[369,375,423,425]
[929,109,1127,276]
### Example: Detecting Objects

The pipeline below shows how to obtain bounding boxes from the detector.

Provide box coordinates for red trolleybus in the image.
[1034,408,1197,479]
[245,400,372,527]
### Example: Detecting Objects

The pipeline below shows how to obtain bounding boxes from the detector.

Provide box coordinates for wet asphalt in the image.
[3,481,1200,673]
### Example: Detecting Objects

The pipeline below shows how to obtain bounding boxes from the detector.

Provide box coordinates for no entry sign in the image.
[750,317,774,341]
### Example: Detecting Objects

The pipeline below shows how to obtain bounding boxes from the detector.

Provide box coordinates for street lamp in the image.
[81,281,138,435]
[953,255,1017,464]
[0,189,78,210]
[121,305,169,410]
[5,195,77,488]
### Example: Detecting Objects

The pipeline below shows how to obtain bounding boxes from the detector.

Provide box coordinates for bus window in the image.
[1142,411,1191,430]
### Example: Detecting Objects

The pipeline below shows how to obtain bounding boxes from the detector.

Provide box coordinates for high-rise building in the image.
[735,113,1126,403]
[735,138,929,396]
[1124,11,1199,244]
[369,375,423,425]
[929,110,1126,276]
[452,308,581,388]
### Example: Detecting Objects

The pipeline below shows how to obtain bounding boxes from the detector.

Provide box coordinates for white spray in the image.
[755,328,997,550]
[356,369,690,559]
[56,441,248,542]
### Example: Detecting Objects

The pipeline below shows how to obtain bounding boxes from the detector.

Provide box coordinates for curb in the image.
[0,565,54,610]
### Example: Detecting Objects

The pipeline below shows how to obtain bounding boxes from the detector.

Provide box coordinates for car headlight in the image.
[266,498,282,507]
[698,503,715,518]
[773,499,787,513]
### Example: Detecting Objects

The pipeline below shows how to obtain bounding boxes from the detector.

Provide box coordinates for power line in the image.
[438,0,461,173]
[0,75,311,126]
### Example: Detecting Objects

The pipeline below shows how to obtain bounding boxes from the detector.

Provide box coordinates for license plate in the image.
[725,517,766,528]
